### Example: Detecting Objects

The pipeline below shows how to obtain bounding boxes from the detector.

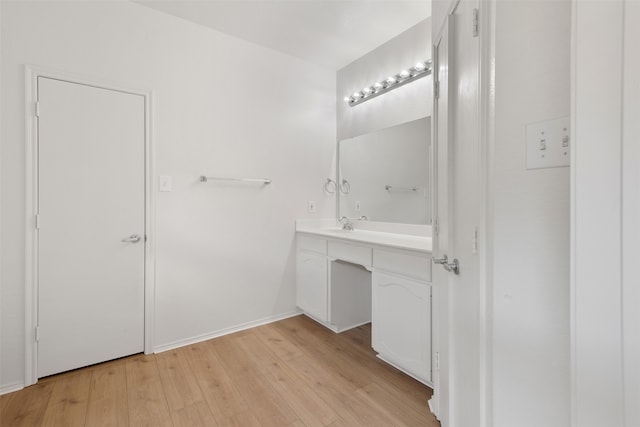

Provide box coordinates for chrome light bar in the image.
[345,59,433,107]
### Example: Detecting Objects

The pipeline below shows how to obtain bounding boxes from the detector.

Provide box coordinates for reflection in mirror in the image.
[338,117,431,225]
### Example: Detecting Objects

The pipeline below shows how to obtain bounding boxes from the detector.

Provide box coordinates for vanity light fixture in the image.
[345,59,433,107]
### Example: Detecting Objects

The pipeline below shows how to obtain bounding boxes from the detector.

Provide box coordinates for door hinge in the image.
[435,352,440,370]
[35,101,41,118]
[434,81,439,99]
[434,218,439,236]
[35,326,40,342]
[35,214,41,230]
[472,8,479,37]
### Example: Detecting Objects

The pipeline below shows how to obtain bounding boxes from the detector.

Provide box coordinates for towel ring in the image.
[340,179,351,194]
[324,178,337,194]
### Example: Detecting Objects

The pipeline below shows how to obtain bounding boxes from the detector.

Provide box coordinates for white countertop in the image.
[296,226,432,253]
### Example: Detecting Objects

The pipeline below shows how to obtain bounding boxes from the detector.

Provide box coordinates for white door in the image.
[432,18,451,425]
[433,2,482,426]
[37,77,145,378]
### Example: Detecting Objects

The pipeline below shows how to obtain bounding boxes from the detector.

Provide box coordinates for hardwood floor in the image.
[0,315,439,426]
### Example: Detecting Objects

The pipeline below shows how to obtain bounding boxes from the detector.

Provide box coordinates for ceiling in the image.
[134,0,431,70]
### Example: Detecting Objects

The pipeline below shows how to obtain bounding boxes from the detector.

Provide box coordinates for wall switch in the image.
[355,201,361,211]
[526,117,570,169]
[308,201,317,213]
[159,175,172,192]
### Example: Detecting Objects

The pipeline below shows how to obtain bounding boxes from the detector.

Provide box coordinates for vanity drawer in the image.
[328,240,372,267]
[373,248,431,282]
[297,234,327,255]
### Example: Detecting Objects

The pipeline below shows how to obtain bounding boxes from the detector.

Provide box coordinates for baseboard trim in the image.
[428,396,442,422]
[153,310,302,354]
[0,382,25,396]
[300,313,372,334]
[333,319,371,333]
[375,353,434,388]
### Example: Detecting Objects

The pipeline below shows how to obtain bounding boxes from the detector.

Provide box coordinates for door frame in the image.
[24,65,156,386]
[431,0,495,425]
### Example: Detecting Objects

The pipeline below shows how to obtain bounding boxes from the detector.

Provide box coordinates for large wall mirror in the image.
[338,116,431,225]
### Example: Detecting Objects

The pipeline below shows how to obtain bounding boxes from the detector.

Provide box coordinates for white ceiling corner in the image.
[133,0,431,70]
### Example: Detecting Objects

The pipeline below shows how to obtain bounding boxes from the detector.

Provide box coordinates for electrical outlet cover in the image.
[159,175,172,192]
[308,201,317,213]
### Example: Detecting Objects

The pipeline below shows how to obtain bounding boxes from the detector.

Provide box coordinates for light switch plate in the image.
[526,117,570,169]
[159,175,172,192]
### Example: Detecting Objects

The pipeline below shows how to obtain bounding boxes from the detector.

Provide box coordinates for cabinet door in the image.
[372,272,431,383]
[296,250,328,322]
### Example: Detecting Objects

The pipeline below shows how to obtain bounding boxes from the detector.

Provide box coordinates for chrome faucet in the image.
[339,216,354,231]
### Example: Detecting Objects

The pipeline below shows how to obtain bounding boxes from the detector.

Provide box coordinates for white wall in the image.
[491,1,571,426]
[337,19,432,141]
[0,1,335,391]
[572,1,640,426]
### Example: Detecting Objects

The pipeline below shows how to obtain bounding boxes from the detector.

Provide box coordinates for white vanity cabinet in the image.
[372,248,432,384]
[295,229,433,386]
[296,235,328,322]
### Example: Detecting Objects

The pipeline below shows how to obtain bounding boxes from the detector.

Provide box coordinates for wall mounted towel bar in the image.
[200,176,271,184]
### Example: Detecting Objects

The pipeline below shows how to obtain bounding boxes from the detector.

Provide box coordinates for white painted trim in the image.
[153,311,302,354]
[569,1,578,423]
[332,319,371,334]
[302,312,340,333]
[434,0,462,45]
[571,3,626,425]
[621,3,640,425]
[428,397,437,416]
[430,25,445,424]
[0,3,3,394]
[375,353,433,388]
[431,3,493,425]
[0,382,24,396]
[143,89,156,356]
[24,65,155,386]
[24,66,39,387]
[478,1,496,427]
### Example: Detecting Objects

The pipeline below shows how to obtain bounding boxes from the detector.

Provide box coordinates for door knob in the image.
[433,254,460,275]
[121,234,141,243]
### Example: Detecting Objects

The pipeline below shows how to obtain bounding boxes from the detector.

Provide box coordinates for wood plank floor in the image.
[0,315,440,426]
